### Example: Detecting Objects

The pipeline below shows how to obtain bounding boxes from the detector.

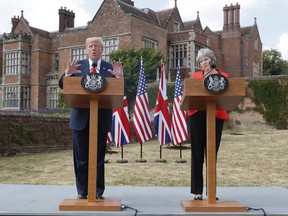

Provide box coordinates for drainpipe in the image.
[240,40,244,77]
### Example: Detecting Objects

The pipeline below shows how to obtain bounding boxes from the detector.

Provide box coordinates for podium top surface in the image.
[63,76,124,109]
[180,78,246,111]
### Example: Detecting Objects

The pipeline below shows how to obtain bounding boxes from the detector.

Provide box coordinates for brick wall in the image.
[0,112,140,156]
[0,113,72,156]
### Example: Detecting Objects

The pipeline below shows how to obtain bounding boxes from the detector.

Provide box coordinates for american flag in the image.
[153,63,171,145]
[112,95,131,148]
[133,59,152,144]
[171,62,188,145]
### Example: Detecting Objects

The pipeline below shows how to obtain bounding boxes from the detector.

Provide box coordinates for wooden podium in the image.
[180,78,247,212]
[59,76,124,211]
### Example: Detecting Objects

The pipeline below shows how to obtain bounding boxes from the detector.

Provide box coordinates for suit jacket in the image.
[59,59,115,132]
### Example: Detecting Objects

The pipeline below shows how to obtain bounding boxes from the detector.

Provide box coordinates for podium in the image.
[180,78,247,212]
[59,76,124,211]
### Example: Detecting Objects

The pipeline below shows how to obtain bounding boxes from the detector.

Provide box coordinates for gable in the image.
[13,17,33,35]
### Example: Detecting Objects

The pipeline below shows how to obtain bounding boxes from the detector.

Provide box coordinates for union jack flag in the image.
[171,62,188,145]
[153,63,171,145]
[133,59,152,144]
[106,131,113,144]
[112,96,131,148]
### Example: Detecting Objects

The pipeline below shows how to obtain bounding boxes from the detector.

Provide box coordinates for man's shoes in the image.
[193,194,203,200]
[76,194,104,200]
[76,194,87,199]
[96,194,105,200]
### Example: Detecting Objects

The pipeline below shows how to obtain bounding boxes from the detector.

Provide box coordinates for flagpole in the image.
[176,142,187,163]
[172,59,188,163]
[136,144,147,163]
[155,145,166,163]
[134,57,151,163]
[117,145,128,163]
[154,61,171,163]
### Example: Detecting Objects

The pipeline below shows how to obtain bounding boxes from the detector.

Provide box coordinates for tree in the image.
[262,49,288,76]
[109,47,164,102]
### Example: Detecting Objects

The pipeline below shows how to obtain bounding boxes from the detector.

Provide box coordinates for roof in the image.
[116,0,162,26]
[30,27,50,37]
[156,8,174,28]
[241,25,257,37]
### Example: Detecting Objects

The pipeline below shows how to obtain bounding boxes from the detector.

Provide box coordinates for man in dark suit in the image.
[59,37,123,199]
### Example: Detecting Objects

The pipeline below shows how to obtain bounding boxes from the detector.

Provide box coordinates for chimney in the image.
[233,3,240,30]
[223,3,241,32]
[223,4,228,31]
[11,15,20,31]
[228,3,234,30]
[58,6,75,32]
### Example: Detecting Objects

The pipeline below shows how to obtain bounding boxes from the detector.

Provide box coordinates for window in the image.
[48,87,58,109]
[4,52,20,75]
[4,52,29,75]
[20,86,30,109]
[3,86,19,108]
[103,38,119,62]
[170,44,187,68]
[71,48,86,60]
[54,53,59,72]
[21,52,29,74]
[173,21,180,32]
[194,44,203,69]
[70,38,118,62]
[3,86,30,109]
[143,38,157,50]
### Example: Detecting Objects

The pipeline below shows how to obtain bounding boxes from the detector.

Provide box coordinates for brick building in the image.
[0,0,262,111]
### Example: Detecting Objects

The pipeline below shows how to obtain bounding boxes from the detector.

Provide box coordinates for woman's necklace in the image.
[203,69,217,78]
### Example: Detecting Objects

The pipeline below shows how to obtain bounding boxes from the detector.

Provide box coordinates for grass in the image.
[0,128,287,189]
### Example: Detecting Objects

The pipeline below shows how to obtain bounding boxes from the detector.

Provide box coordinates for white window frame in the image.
[143,38,157,50]
[3,86,19,108]
[173,21,180,32]
[169,43,187,68]
[48,87,59,109]
[71,48,86,60]
[103,38,119,62]
[4,52,20,75]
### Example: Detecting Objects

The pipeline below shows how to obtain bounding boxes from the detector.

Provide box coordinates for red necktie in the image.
[90,66,96,73]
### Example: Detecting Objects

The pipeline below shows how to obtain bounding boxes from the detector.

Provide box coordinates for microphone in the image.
[209,61,216,69]
[92,62,97,68]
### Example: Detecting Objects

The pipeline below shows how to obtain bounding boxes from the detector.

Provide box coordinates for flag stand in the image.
[136,144,147,163]
[155,145,166,163]
[176,143,187,163]
[117,145,128,163]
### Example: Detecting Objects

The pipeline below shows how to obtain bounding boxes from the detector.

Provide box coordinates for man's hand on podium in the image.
[108,62,123,78]
[65,59,82,76]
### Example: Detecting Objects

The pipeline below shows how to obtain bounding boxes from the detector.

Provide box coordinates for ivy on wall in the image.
[247,78,288,129]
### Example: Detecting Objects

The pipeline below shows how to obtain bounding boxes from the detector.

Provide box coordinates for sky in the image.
[1,0,288,60]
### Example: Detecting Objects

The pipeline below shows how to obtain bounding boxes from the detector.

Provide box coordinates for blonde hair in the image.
[196,48,216,62]
[85,37,103,47]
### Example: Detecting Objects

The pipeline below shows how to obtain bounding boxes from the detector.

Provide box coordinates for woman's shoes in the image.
[193,195,219,200]
[194,194,203,200]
